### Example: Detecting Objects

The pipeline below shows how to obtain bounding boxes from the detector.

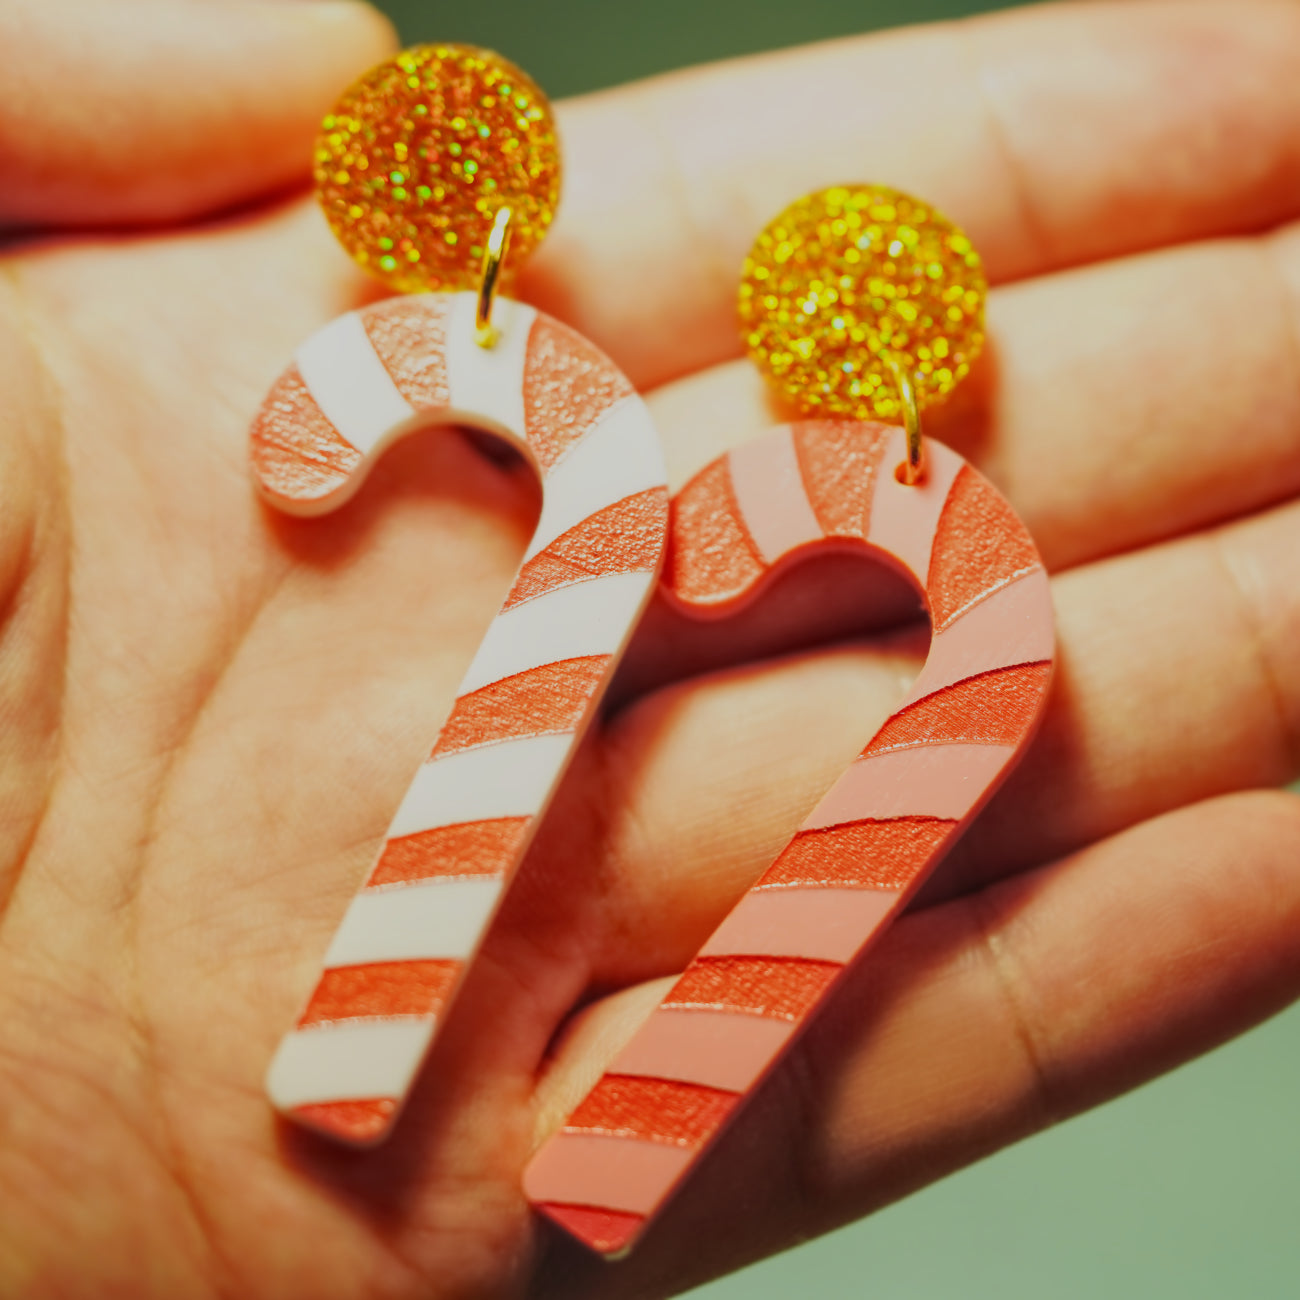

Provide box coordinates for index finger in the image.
[525,0,1300,386]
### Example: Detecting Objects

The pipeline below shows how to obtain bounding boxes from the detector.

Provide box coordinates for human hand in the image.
[1,2,1298,1297]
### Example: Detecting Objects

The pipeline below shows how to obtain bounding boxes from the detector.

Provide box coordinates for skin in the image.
[0,0,1298,1295]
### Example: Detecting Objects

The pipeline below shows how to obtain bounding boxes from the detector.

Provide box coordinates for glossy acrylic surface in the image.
[525,421,1053,1254]
[252,289,668,1144]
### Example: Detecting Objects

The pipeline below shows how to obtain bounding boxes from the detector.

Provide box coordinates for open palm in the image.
[1,2,1299,1297]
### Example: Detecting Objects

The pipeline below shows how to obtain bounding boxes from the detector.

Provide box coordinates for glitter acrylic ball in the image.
[739,184,986,421]
[314,44,561,294]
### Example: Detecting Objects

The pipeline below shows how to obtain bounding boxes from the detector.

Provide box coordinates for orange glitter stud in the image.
[739,184,986,429]
[314,43,560,295]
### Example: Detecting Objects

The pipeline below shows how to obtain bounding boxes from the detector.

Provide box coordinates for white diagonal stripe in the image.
[458,569,654,696]
[445,292,535,438]
[295,311,415,455]
[266,1019,432,1112]
[523,397,667,561]
[322,876,504,966]
[387,732,573,838]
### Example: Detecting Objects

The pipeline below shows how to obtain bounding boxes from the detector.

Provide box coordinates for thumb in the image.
[0,0,396,228]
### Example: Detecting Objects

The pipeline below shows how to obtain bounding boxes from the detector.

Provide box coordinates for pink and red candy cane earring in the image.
[523,185,1055,1256]
[243,40,1052,1258]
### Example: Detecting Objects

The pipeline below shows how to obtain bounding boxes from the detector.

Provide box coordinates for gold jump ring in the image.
[475,205,514,349]
[886,353,925,485]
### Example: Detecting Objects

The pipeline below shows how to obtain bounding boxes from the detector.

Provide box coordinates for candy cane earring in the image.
[254,46,669,1145]
[525,185,1055,1255]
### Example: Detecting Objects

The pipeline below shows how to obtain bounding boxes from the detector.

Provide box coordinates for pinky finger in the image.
[530,789,1300,1296]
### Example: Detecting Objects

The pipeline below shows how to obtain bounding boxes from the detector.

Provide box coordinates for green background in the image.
[371,2,1300,1296]
[376,0,1025,97]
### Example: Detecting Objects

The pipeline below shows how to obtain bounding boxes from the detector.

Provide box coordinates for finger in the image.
[494,489,1300,995]
[973,221,1300,570]
[0,0,395,228]
[643,220,1300,572]
[59,194,1296,999]
[948,491,1300,895]
[526,0,1300,386]
[530,790,1300,1297]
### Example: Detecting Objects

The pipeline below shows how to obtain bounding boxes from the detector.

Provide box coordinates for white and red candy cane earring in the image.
[524,185,1055,1256]
[252,46,669,1145]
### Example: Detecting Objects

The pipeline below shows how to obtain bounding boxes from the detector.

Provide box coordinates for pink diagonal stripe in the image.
[803,742,1018,828]
[698,887,901,964]
[727,426,824,564]
[866,430,963,583]
[523,1134,695,1217]
[903,567,1053,707]
[609,1008,797,1092]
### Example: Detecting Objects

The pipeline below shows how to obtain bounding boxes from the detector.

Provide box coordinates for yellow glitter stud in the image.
[739,184,986,424]
[314,44,560,295]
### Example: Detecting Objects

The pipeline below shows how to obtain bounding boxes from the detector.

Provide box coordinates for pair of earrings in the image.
[250,45,1054,1258]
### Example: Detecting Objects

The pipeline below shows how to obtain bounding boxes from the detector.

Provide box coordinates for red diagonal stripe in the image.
[430,656,610,757]
[535,1204,646,1257]
[866,660,1052,755]
[523,315,634,471]
[564,1074,739,1148]
[666,458,766,606]
[290,1098,395,1144]
[299,959,460,1028]
[250,365,361,500]
[664,955,841,1021]
[792,419,891,540]
[926,464,1041,631]
[759,817,956,891]
[361,295,451,409]
[368,817,527,887]
[504,488,668,609]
